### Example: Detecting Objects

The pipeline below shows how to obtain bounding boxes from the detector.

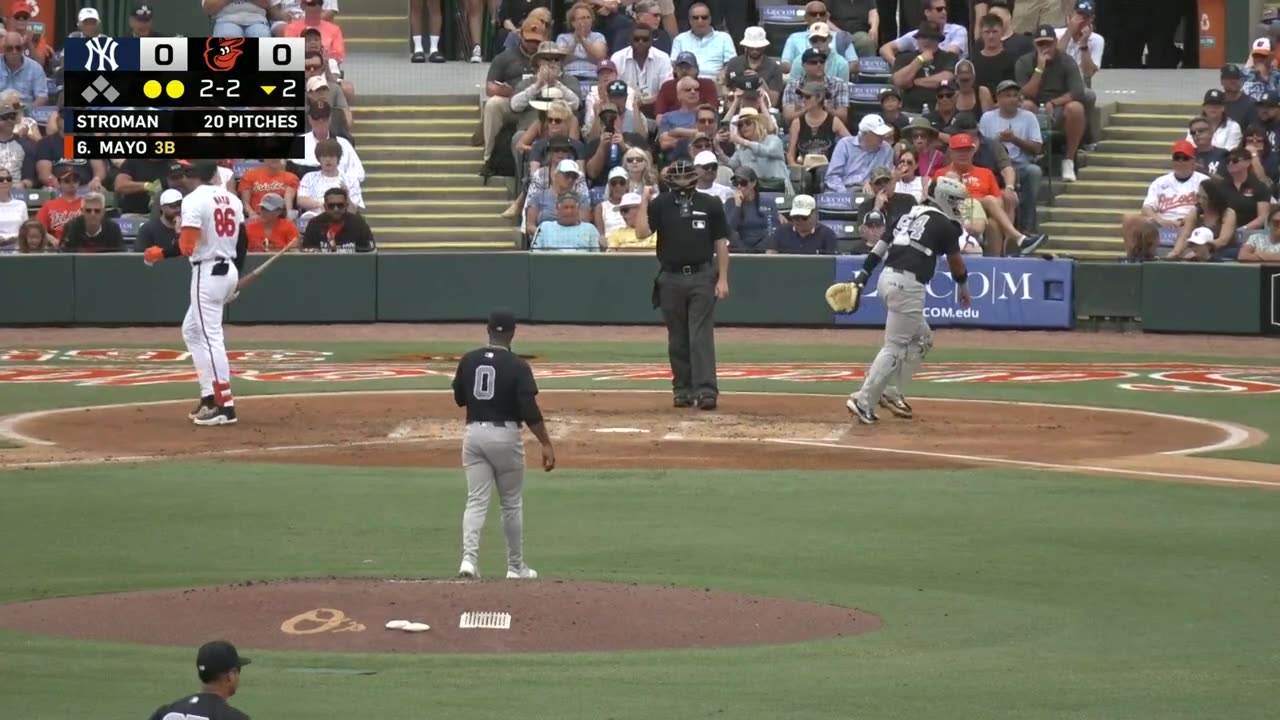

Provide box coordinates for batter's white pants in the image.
[182,260,239,401]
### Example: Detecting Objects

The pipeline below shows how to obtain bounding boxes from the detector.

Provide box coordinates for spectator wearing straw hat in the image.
[722,27,785,106]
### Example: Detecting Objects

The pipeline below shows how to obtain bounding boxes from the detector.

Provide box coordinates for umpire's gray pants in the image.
[461,422,526,572]
[855,268,932,407]
[658,267,719,399]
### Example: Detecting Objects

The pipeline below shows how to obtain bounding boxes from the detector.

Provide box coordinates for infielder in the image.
[831,176,972,424]
[144,161,247,426]
[452,309,556,580]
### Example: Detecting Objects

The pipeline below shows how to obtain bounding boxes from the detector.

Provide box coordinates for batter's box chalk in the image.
[459,611,512,629]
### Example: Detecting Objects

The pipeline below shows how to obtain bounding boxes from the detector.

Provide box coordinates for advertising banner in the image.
[832,256,1075,329]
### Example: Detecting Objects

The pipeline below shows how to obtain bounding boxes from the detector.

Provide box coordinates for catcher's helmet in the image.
[662,157,699,189]
[925,175,969,222]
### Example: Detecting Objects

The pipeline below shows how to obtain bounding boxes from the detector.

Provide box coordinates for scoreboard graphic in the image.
[63,37,307,160]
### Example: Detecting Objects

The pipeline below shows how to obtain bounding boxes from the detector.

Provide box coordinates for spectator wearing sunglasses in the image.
[1239,125,1280,185]
[301,187,375,253]
[693,150,735,205]
[37,166,83,242]
[0,166,25,250]
[59,192,125,254]
[0,100,35,188]
[612,22,673,113]
[1121,141,1209,261]
[890,21,959,114]
[724,166,777,253]
[135,188,184,255]
[595,166,633,237]
[781,2,860,76]
[788,22,853,82]
[670,3,736,81]
[1187,116,1228,177]
[782,49,850,127]
[1219,146,1270,233]
[0,30,46,108]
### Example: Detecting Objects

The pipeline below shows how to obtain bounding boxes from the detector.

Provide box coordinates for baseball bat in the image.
[236,237,300,291]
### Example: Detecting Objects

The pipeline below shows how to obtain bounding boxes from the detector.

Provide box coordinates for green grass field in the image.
[1,337,1278,719]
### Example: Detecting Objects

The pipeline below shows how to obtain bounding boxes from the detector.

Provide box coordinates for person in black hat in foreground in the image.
[147,641,251,720]
[634,155,730,411]
[453,309,554,581]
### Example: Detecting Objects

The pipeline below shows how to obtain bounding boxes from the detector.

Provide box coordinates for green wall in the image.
[0,254,1267,335]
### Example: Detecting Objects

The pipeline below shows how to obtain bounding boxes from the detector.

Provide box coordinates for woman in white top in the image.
[0,169,29,251]
[298,139,364,222]
[594,166,631,236]
[1187,93,1243,151]
[620,147,659,196]
[556,2,609,81]
[894,149,924,200]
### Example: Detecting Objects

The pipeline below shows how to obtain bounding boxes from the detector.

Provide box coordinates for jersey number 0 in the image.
[473,365,496,400]
[213,207,237,238]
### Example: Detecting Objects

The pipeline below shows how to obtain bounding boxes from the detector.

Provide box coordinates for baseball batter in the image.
[452,309,556,580]
[144,161,247,426]
[846,176,972,424]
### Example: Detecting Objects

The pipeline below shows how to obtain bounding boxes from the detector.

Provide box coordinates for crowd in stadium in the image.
[0,0,1278,263]
[0,0,372,256]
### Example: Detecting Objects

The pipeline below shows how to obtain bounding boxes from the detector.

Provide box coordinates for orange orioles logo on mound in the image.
[204,37,245,72]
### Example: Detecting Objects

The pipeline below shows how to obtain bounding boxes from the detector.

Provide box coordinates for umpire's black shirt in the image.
[648,191,729,267]
[148,692,249,720]
[452,346,543,425]
[885,208,962,284]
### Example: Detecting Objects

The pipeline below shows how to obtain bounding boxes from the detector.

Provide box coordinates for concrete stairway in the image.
[341,0,408,54]
[1039,101,1198,257]
[1039,102,1198,259]
[354,97,520,248]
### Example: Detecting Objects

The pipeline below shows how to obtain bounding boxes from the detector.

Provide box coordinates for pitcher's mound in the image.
[0,578,881,654]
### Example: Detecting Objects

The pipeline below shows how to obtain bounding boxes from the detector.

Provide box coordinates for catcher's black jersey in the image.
[884,206,962,284]
[148,692,249,720]
[452,346,542,425]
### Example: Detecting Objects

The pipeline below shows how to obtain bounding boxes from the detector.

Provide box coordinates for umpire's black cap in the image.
[197,640,250,682]
[487,308,516,334]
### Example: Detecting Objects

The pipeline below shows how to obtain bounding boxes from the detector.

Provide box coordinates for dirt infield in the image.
[0,578,880,654]
[0,391,1234,473]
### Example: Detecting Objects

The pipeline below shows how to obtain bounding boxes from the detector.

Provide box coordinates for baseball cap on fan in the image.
[1187,227,1215,246]
[857,114,894,137]
[196,641,249,682]
[78,7,100,23]
[1251,38,1274,57]
[259,193,286,212]
[159,189,183,206]
[306,75,330,93]
[13,1,35,19]
[487,308,517,334]
[132,2,155,19]
[789,194,817,217]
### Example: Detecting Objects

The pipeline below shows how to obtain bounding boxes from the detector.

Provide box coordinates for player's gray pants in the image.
[658,267,719,399]
[461,422,526,572]
[855,268,933,407]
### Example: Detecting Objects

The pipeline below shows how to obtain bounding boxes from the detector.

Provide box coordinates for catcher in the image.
[826,176,973,424]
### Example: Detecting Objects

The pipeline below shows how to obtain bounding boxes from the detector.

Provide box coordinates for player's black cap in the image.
[487,308,516,334]
[191,160,219,181]
[196,640,249,682]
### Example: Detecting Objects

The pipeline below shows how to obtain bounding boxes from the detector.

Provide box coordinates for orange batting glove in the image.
[143,246,164,265]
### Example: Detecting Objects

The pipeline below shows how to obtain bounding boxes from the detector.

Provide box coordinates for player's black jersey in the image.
[884,206,963,284]
[147,692,249,720]
[452,346,542,425]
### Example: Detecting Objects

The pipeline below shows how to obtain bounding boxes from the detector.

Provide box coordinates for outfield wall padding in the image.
[0,255,76,325]
[1073,262,1142,319]
[1140,263,1262,334]
[73,255,192,325]
[229,254,378,324]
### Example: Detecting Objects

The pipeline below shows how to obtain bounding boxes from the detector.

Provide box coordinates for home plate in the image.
[592,427,649,433]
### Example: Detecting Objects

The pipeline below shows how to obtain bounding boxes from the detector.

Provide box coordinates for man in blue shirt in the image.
[532,192,605,251]
[782,5,859,76]
[767,194,838,253]
[824,113,896,192]
[788,22,854,82]
[0,31,48,107]
[670,3,736,80]
[979,79,1043,231]
[881,0,968,61]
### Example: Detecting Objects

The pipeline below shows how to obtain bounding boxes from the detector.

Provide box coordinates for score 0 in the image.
[139,37,188,72]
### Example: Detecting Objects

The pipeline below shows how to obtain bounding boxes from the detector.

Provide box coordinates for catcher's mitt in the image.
[824,282,863,314]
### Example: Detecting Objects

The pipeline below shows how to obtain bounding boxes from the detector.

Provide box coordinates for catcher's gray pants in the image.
[658,266,719,400]
[855,268,932,407]
[461,422,526,572]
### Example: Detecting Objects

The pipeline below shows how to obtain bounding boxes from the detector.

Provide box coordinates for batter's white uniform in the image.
[181,183,245,408]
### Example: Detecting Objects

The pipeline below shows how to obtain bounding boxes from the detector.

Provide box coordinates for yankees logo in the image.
[203,37,245,72]
[84,36,119,71]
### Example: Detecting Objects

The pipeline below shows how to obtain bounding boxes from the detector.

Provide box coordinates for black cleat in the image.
[673,395,694,408]
[696,396,717,411]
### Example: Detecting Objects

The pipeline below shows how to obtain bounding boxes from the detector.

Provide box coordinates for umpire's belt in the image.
[661,261,711,275]
[467,421,521,428]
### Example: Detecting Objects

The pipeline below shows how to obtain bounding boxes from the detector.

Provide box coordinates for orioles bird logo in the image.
[204,37,245,72]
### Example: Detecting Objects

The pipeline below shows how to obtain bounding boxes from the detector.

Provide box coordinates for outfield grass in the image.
[0,340,1278,719]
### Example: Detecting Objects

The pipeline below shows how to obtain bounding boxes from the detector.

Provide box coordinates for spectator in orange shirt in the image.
[37,168,84,243]
[10,2,54,75]
[286,0,345,63]
[245,193,300,252]
[932,133,1045,256]
[239,159,299,218]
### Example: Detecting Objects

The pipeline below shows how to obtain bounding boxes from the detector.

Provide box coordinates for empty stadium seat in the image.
[759,4,807,58]
[855,57,892,82]
[116,214,146,239]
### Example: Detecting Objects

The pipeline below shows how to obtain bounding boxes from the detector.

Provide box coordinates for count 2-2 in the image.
[200,79,241,98]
